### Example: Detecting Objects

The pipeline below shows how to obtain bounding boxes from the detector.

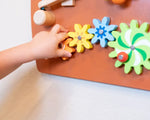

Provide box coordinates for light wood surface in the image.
[61,0,75,6]
[33,10,55,26]
[38,0,64,8]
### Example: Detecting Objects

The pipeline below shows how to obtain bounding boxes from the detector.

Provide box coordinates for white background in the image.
[0,0,150,120]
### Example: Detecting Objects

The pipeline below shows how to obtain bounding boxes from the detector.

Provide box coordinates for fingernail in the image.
[67,52,72,57]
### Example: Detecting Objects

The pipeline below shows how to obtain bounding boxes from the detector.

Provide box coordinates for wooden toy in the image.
[108,20,150,75]
[33,10,55,26]
[112,0,126,4]
[32,0,150,91]
[88,17,118,47]
[61,38,76,60]
[68,24,94,53]
[61,0,75,7]
[38,0,64,9]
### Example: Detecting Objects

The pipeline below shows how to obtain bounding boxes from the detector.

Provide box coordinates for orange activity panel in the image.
[31,0,150,91]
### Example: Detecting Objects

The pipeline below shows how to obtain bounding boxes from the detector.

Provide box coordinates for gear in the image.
[108,20,150,75]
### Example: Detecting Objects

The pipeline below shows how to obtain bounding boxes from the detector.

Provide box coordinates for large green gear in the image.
[108,20,150,75]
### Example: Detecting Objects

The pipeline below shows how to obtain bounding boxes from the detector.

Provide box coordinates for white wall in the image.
[0,0,150,120]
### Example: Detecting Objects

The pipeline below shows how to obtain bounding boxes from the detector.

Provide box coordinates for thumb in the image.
[56,49,72,57]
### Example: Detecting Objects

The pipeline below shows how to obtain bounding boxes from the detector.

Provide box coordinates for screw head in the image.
[130,46,135,50]
[99,30,104,34]
[78,36,82,40]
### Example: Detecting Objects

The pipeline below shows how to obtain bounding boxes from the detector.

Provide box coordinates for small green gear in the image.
[108,20,150,75]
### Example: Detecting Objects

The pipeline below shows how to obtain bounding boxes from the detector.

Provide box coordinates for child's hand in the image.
[0,24,72,79]
[30,24,72,59]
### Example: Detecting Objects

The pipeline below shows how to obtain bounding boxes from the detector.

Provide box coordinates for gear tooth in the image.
[124,64,132,74]
[130,20,139,29]
[120,23,129,32]
[143,61,150,70]
[112,31,120,39]
[134,66,142,75]
[109,51,117,58]
[108,41,116,47]
[115,60,123,67]
[140,22,149,32]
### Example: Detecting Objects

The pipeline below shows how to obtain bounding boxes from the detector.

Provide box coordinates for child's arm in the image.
[0,24,72,79]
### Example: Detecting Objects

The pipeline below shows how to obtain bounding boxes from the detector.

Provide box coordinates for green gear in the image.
[108,20,150,75]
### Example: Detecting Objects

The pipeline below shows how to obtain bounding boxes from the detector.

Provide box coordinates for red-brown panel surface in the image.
[31,0,150,90]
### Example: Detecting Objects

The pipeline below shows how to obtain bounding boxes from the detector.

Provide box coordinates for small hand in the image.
[30,24,72,59]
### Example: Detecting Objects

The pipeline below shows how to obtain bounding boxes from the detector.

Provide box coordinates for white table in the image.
[0,0,150,120]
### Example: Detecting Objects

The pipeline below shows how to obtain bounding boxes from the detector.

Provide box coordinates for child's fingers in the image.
[51,24,60,33]
[59,25,68,33]
[51,24,68,34]
[57,33,68,42]
[56,49,72,57]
